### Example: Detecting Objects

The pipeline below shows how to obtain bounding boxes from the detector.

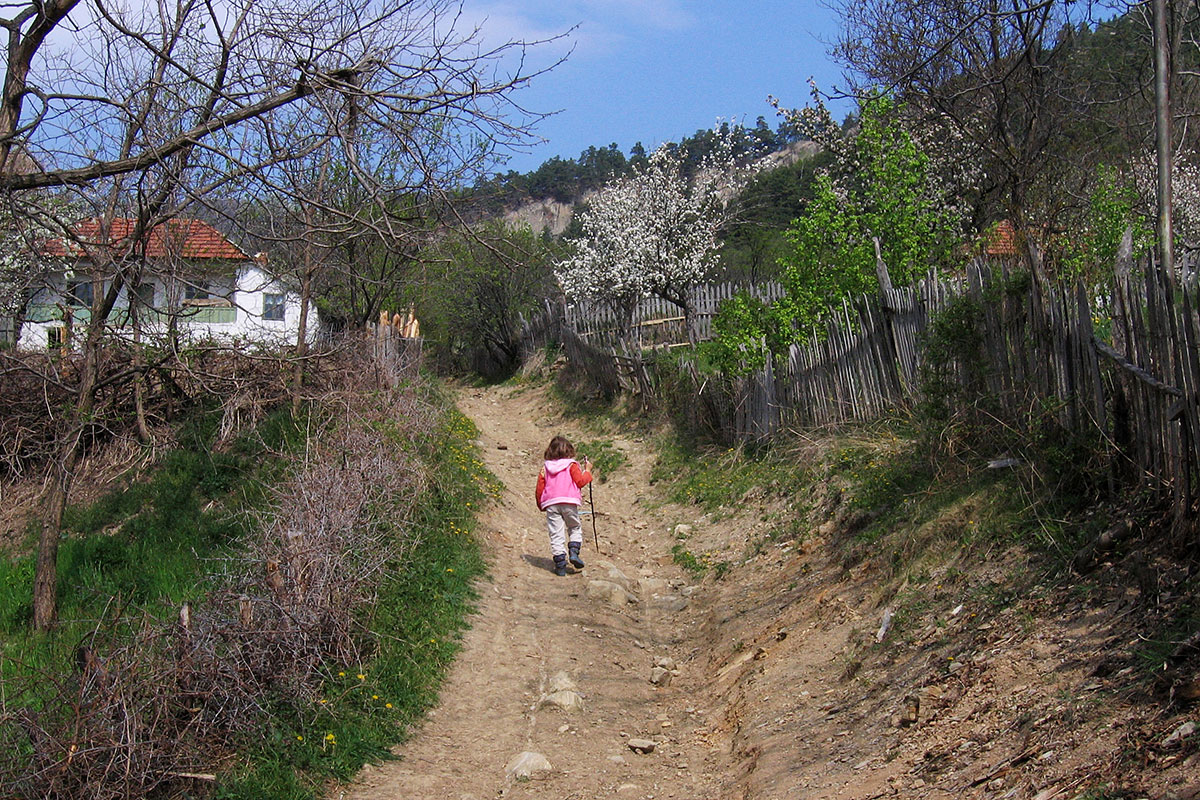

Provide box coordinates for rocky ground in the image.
[335,380,1199,800]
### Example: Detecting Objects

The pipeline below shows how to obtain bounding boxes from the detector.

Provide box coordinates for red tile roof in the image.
[983,220,1019,256]
[42,218,248,261]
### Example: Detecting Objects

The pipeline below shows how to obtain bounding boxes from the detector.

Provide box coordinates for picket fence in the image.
[528,250,1200,524]
[565,281,786,348]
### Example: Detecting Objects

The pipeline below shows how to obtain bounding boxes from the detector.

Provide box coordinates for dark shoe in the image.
[568,542,585,570]
[553,554,568,577]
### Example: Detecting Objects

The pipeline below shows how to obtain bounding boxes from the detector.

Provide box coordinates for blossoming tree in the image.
[775,92,965,338]
[556,133,756,345]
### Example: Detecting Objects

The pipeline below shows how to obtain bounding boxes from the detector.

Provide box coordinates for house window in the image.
[183,282,211,301]
[263,293,285,321]
[67,279,93,307]
[181,280,232,307]
[47,327,66,348]
[133,281,156,309]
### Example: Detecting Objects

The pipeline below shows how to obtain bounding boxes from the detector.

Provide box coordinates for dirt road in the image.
[338,381,1200,800]
[340,381,722,799]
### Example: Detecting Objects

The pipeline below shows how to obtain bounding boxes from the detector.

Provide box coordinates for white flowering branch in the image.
[556,130,759,343]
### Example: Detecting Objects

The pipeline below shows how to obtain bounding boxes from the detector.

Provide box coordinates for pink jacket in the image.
[536,458,592,509]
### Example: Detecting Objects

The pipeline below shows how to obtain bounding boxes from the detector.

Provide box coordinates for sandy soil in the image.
[336,380,1200,800]
[338,380,724,800]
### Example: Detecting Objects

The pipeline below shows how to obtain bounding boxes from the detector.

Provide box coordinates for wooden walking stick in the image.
[588,480,599,552]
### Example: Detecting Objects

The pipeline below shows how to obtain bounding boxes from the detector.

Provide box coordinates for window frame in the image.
[67,278,94,308]
[262,292,286,321]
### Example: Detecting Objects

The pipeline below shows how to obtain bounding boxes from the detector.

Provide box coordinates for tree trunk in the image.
[33,443,77,629]
[132,296,151,443]
[292,266,312,416]
[32,324,101,629]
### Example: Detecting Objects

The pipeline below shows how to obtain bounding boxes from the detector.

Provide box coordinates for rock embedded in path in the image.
[539,689,585,713]
[597,561,633,591]
[649,666,672,686]
[895,695,919,727]
[1163,720,1196,748]
[505,751,552,779]
[627,738,657,754]
[648,593,689,613]
[547,670,577,693]
[633,576,670,595]
[586,579,637,607]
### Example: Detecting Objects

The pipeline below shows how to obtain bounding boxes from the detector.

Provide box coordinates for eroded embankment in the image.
[341,380,1199,800]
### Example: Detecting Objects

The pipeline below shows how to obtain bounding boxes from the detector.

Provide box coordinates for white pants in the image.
[545,503,583,556]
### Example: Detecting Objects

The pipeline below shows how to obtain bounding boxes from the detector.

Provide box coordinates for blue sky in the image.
[461,1,851,176]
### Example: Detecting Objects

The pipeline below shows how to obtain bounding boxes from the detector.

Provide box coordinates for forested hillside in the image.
[468,116,807,213]
[424,2,1196,383]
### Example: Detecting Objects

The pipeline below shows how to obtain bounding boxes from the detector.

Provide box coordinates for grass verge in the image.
[0,379,501,800]
[0,402,305,676]
[217,404,499,798]
[649,415,1093,594]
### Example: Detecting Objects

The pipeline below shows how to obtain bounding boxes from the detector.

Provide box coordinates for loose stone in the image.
[539,690,585,713]
[505,751,552,779]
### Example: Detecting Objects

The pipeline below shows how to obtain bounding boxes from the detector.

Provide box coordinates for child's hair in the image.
[544,435,576,460]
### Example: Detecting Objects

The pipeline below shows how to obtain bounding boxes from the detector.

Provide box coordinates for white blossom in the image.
[556,130,758,334]
[1131,151,1200,250]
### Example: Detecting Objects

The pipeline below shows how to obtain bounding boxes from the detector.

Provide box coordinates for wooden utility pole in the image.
[1154,0,1174,276]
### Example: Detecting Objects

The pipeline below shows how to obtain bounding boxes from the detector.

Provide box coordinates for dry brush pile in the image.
[0,354,439,798]
[0,338,365,482]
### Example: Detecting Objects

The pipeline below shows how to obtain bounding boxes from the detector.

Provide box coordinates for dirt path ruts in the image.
[336,381,1200,800]
[339,382,721,800]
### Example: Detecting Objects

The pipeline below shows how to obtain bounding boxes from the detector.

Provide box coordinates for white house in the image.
[17,218,315,350]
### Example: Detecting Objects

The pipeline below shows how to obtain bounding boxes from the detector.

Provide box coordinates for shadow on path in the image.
[521,553,557,573]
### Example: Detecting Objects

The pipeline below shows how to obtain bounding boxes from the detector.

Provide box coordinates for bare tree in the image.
[0,0,557,629]
[826,0,1162,236]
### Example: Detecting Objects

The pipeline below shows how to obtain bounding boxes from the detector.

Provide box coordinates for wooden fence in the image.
[532,251,1200,524]
[367,322,423,386]
[565,281,785,348]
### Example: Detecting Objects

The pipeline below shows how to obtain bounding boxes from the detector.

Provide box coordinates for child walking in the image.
[534,435,594,577]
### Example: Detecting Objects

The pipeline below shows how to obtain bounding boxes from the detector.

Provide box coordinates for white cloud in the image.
[456,3,569,44]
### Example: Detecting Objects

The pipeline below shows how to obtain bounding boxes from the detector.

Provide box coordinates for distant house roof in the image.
[42,218,248,261]
[983,220,1019,256]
